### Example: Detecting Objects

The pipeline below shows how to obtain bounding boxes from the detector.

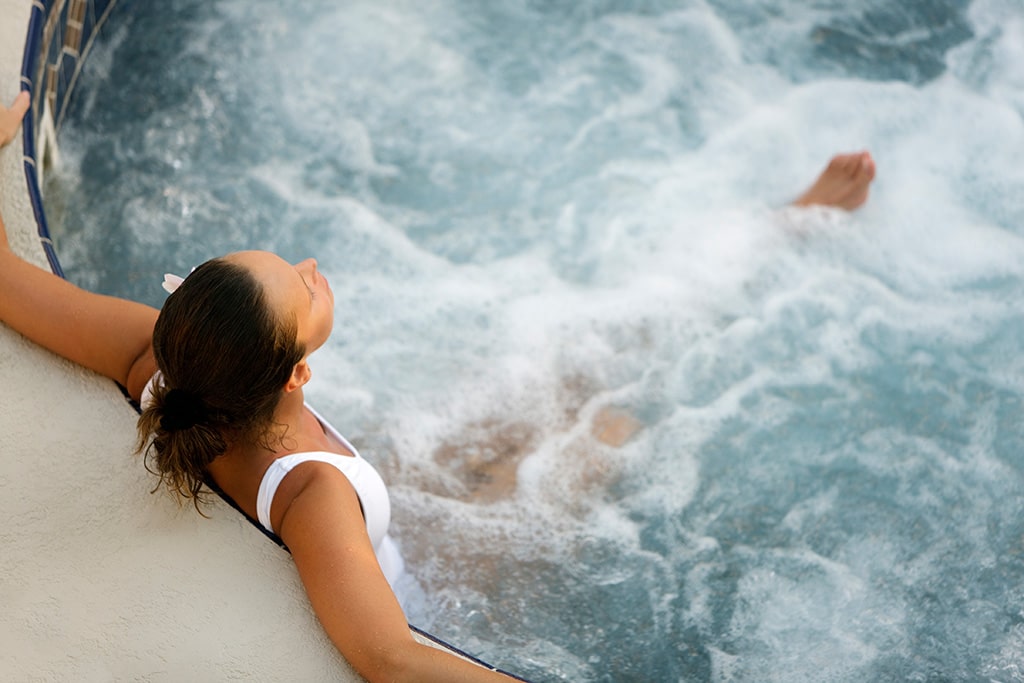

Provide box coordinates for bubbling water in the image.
[46,0,1024,680]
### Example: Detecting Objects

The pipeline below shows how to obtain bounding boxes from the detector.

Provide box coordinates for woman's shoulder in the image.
[264,456,363,535]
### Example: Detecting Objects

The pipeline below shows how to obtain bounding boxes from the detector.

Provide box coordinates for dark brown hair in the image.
[136,258,306,507]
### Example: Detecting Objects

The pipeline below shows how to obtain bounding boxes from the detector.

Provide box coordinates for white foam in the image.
[48,0,1024,678]
[725,546,905,681]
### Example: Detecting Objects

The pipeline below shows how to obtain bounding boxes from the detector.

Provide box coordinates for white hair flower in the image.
[162,272,186,294]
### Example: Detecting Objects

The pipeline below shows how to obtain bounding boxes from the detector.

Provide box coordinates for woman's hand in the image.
[0,91,29,250]
[0,91,29,148]
[0,88,159,399]
[0,90,30,246]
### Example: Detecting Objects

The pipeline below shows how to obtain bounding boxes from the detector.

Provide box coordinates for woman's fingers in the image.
[0,91,30,148]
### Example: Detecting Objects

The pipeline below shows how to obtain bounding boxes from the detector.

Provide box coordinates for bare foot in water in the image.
[793,151,875,211]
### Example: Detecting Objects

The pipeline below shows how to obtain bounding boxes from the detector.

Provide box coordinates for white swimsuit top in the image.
[255,403,404,586]
[142,376,404,587]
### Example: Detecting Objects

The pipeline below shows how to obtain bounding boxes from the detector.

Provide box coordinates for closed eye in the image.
[299,274,315,302]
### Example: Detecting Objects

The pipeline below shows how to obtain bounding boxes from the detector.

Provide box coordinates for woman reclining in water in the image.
[0,92,873,681]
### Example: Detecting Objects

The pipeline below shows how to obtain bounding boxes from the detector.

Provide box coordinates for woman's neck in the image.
[265,386,309,450]
[274,386,307,425]
[207,386,310,508]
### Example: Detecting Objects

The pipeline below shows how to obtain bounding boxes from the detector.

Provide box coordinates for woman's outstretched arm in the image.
[278,464,516,683]
[0,94,158,401]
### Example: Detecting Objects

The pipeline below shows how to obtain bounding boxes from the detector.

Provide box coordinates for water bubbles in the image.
[46,0,1024,679]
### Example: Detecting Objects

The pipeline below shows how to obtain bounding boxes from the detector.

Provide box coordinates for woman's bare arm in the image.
[0,93,158,401]
[278,464,514,683]
[0,213,159,401]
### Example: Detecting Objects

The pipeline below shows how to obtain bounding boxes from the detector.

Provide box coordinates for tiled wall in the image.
[21,0,119,274]
[29,0,118,133]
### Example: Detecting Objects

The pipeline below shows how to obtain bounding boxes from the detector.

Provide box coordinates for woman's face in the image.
[226,250,335,355]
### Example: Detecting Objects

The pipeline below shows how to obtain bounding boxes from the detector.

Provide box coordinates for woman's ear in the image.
[284,359,312,393]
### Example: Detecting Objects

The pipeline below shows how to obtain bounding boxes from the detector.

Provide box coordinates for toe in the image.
[860,152,876,180]
[12,91,29,116]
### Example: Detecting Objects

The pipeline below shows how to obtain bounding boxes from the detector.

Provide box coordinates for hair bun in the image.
[160,389,208,431]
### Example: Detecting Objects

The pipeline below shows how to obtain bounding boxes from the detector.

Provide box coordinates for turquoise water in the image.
[46,0,1024,680]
